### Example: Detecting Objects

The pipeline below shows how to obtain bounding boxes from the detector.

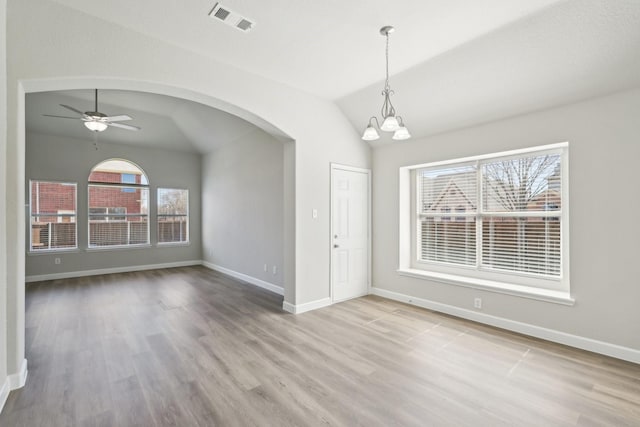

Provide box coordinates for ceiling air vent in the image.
[213,7,230,21]
[236,19,253,32]
[209,2,255,33]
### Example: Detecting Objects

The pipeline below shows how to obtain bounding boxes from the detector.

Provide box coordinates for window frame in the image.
[398,142,571,304]
[28,179,78,253]
[88,159,150,249]
[157,187,189,245]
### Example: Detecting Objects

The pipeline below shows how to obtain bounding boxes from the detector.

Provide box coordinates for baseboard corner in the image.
[1,358,28,415]
[281,297,332,314]
[9,359,28,390]
[0,377,9,415]
[202,262,284,296]
[282,301,296,313]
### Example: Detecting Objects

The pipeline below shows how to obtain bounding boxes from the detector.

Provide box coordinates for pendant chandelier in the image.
[361,26,411,141]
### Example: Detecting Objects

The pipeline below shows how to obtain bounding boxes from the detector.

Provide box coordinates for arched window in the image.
[88,159,149,248]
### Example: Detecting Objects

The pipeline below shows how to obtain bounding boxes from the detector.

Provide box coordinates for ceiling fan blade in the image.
[107,122,141,131]
[43,114,81,119]
[104,115,132,122]
[59,104,86,115]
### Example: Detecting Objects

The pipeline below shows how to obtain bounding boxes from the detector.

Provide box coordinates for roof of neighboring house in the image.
[429,179,476,211]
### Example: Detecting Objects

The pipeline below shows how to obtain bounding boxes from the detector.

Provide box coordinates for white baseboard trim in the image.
[202,262,284,296]
[8,359,28,390]
[282,297,332,314]
[25,260,202,283]
[0,359,28,414]
[371,287,640,364]
[0,378,8,415]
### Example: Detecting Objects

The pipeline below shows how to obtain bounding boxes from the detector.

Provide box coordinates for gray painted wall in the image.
[372,88,640,351]
[202,129,284,289]
[25,131,202,278]
[0,0,8,394]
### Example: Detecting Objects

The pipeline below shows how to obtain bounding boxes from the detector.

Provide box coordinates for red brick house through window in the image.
[88,159,149,247]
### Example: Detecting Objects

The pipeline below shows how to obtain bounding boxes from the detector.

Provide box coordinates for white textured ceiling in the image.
[49,0,563,99]
[29,0,640,149]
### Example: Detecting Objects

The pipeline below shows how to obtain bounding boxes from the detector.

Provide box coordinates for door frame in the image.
[330,163,372,303]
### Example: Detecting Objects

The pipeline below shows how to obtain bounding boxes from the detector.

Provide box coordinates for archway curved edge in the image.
[20,77,294,142]
[5,77,297,387]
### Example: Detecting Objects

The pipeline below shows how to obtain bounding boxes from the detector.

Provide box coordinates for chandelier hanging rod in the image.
[361,26,411,142]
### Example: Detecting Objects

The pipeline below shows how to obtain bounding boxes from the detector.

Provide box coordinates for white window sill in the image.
[397,268,574,306]
[28,248,79,256]
[86,244,152,252]
[157,242,190,248]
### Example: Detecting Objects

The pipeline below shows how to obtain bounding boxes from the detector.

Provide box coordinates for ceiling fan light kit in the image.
[84,120,108,132]
[44,89,141,133]
[361,26,411,142]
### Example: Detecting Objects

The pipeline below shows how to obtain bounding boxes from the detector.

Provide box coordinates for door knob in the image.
[333,244,339,248]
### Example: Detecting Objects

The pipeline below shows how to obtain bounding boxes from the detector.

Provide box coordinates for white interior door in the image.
[331,165,370,302]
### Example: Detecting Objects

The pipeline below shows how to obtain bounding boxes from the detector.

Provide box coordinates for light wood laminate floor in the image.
[1,266,639,426]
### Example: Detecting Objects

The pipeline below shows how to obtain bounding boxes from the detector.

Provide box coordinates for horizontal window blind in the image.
[481,154,561,276]
[158,188,189,243]
[30,180,77,251]
[417,149,563,280]
[419,165,477,266]
[420,218,477,266]
[481,217,561,276]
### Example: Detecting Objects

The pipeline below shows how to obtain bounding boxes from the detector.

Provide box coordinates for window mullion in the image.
[476,160,482,270]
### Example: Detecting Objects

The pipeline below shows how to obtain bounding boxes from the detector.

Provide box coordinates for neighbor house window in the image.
[157,188,189,244]
[88,159,149,248]
[29,180,77,251]
[400,143,569,298]
[121,173,136,193]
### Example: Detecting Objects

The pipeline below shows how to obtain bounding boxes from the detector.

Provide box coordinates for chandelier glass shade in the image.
[392,117,411,140]
[361,121,380,141]
[361,26,411,141]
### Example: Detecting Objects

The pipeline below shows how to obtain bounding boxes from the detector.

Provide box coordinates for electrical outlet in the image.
[474,297,482,309]
[272,265,277,275]
[54,257,61,265]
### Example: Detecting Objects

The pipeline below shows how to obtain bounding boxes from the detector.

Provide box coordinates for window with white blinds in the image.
[157,188,189,244]
[415,144,566,287]
[29,180,77,251]
[419,164,477,266]
[481,154,561,277]
[88,159,149,248]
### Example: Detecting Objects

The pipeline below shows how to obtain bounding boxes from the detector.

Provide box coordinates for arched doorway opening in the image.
[7,78,296,388]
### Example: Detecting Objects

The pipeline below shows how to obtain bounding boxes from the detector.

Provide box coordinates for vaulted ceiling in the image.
[26,0,640,151]
[26,90,267,153]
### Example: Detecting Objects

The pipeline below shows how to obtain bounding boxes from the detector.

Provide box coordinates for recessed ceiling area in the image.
[26,89,275,153]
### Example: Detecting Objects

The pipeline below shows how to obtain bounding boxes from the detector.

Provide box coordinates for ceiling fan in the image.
[44,89,141,132]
